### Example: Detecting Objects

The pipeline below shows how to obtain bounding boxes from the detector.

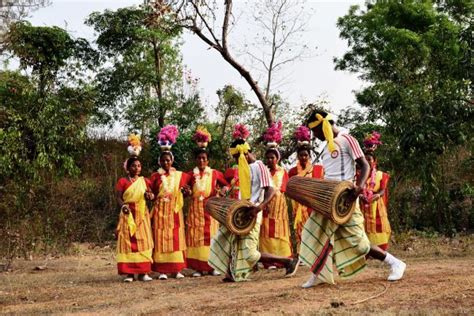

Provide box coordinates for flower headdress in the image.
[193,126,212,148]
[363,131,382,153]
[124,133,141,172]
[232,123,250,141]
[157,125,179,151]
[263,121,283,148]
[127,133,142,156]
[294,125,311,147]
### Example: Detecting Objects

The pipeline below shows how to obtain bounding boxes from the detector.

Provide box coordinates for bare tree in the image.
[160,0,312,126]
[0,0,50,30]
[176,0,274,124]
[242,0,312,101]
[154,1,265,124]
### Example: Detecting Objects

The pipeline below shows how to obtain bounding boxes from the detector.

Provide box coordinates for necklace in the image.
[158,167,176,202]
[193,166,211,201]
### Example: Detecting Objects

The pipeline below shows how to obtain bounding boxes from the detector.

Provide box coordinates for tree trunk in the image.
[220,51,274,126]
[152,40,165,127]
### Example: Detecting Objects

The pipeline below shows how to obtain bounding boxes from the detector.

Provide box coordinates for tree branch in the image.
[222,0,232,51]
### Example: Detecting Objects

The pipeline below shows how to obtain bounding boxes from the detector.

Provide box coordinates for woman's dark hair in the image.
[230,138,246,149]
[265,148,280,161]
[364,150,376,160]
[305,109,334,126]
[159,151,173,160]
[296,144,312,155]
[126,155,140,170]
[194,147,209,159]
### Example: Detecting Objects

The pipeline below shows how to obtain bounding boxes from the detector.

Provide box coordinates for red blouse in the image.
[149,170,192,196]
[115,177,152,195]
[186,169,229,197]
[288,164,324,179]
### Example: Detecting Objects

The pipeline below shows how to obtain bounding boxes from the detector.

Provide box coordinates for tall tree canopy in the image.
[335,0,473,232]
[0,22,95,182]
[86,3,202,133]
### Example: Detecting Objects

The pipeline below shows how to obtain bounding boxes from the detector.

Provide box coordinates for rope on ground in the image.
[350,283,390,305]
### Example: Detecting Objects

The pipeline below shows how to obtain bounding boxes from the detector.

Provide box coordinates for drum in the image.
[205,197,256,235]
[286,176,356,225]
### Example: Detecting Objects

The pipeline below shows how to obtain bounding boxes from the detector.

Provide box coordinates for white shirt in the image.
[320,132,364,181]
[249,160,273,204]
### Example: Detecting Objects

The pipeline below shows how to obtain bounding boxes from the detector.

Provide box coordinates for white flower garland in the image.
[158,167,176,202]
[193,166,211,201]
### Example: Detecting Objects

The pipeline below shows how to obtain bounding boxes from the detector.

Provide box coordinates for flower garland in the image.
[158,167,176,202]
[193,166,212,201]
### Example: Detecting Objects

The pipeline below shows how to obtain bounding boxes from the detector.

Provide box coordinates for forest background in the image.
[0,0,472,261]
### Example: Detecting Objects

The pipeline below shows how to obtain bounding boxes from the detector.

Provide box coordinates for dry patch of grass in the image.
[1,235,472,315]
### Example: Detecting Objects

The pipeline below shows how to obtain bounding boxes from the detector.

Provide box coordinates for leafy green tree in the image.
[0,0,50,50]
[335,0,473,232]
[215,85,252,142]
[0,22,95,183]
[86,3,187,133]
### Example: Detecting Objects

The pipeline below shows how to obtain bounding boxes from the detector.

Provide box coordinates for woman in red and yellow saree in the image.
[115,156,154,282]
[259,148,292,268]
[150,151,191,280]
[186,148,229,277]
[288,145,324,252]
[360,153,391,250]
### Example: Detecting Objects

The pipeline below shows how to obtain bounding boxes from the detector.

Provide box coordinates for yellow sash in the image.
[229,143,251,200]
[122,177,147,236]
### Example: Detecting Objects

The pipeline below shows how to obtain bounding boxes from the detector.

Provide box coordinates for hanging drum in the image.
[286,176,356,225]
[205,197,256,235]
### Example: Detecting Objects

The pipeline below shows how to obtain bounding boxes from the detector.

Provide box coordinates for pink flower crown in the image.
[263,121,283,148]
[294,125,311,142]
[232,123,250,140]
[363,131,382,151]
[157,125,179,150]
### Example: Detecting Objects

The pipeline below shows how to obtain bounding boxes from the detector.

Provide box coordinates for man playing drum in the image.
[208,125,299,282]
[299,109,406,288]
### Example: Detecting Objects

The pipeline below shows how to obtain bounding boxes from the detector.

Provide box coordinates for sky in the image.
[24,0,366,132]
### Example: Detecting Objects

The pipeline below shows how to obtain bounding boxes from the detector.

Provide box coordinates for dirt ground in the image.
[1,235,473,315]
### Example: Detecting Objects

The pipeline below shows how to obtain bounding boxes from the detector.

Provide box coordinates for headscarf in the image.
[307,113,337,153]
[229,142,251,200]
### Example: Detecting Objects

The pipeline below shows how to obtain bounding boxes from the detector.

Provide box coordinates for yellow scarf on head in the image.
[308,113,336,153]
[229,143,251,200]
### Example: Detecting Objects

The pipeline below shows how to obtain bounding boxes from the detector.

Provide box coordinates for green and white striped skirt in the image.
[299,201,370,284]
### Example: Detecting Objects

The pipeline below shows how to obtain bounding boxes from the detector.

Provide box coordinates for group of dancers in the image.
[115,109,406,288]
